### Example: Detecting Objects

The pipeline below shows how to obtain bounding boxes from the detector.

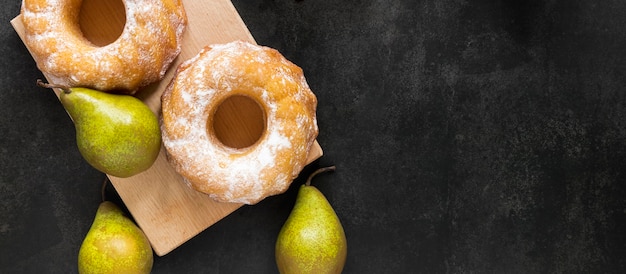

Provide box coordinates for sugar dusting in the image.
[161,41,318,204]
[21,0,187,92]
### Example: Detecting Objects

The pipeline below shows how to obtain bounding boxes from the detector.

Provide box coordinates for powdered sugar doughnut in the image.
[161,41,318,204]
[21,0,187,94]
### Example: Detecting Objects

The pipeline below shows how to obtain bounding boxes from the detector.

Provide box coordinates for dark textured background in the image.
[2,0,626,273]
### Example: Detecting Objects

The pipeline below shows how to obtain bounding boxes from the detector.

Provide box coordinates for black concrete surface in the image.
[2,0,626,273]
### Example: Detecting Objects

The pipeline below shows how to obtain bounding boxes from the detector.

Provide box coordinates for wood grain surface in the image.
[11,0,323,256]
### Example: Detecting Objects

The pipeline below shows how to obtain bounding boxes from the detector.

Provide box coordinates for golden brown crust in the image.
[21,0,187,94]
[161,41,318,204]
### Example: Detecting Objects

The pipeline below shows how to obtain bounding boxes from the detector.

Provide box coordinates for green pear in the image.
[38,80,161,178]
[78,201,153,274]
[275,166,347,274]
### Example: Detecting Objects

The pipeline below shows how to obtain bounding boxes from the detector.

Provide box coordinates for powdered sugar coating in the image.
[161,41,318,204]
[21,0,187,93]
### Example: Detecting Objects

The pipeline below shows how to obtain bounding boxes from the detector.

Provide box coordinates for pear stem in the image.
[36,79,71,94]
[305,166,336,186]
[101,176,109,202]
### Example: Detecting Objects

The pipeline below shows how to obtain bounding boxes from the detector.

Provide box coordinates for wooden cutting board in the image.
[11,0,323,256]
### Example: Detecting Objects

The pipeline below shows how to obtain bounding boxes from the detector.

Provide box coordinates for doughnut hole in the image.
[211,95,267,149]
[79,0,126,46]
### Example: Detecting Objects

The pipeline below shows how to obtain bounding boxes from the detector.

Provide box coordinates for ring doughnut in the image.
[21,0,187,94]
[161,41,319,204]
